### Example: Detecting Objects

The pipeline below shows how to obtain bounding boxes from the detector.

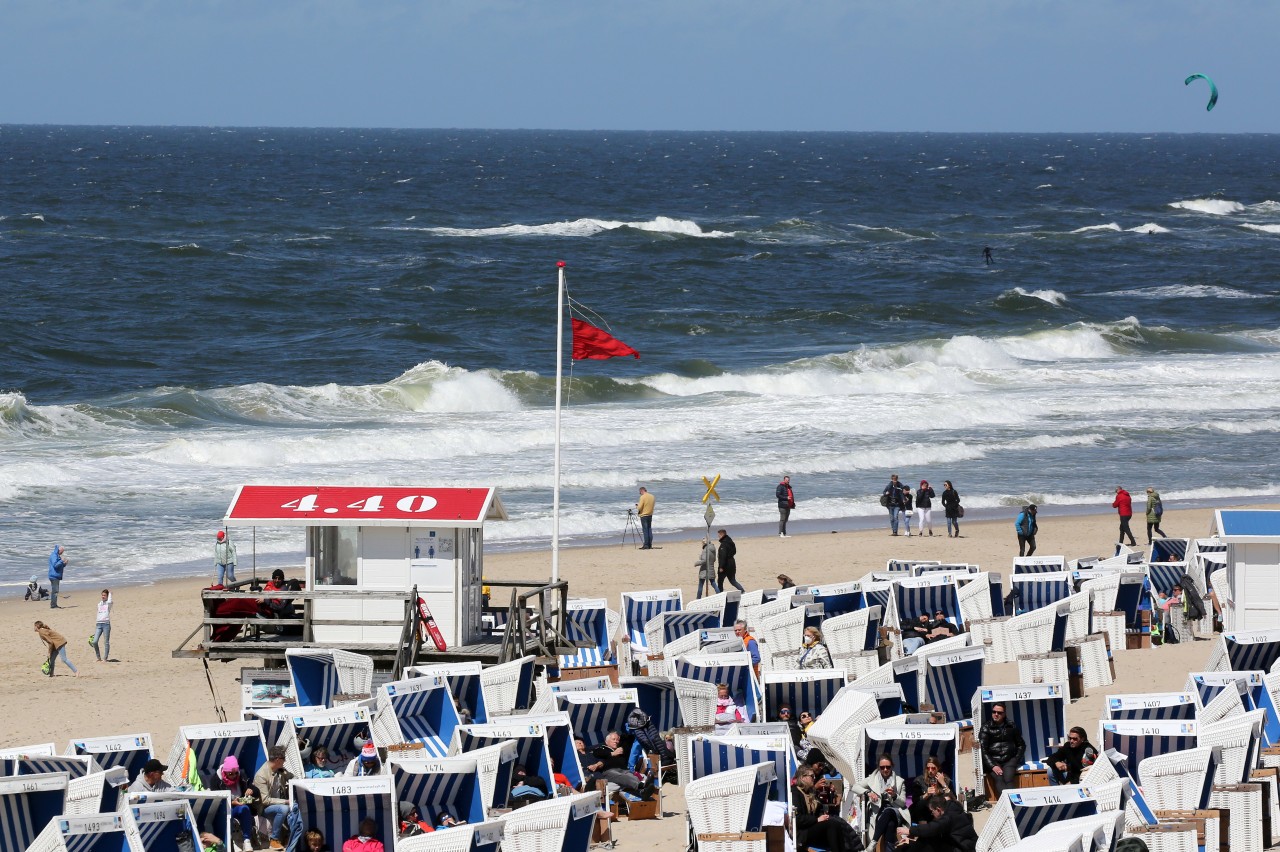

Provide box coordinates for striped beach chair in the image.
[917,645,984,725]
[1098,720,1198,778]
[288,776,396,851]
[0,743,57,776]
[892,574,964,629]
[808,581,865,620]
[122,799,201,852]
[454,714,582,797]
[1106,692,1197,721]
[976,782,1124,852]
[886,560,937,574]
[391,741,518,813]
[390,756,489,826]
[685,590,740,628]
[674,652,763,722]
[0,773,68,851]
[1012,556,1068,575]
[554,689,639,753]
[957,572,995,623]
[822,606,882,679]
[760,668,847,721]
[371,675,462,757]
[12,754,98,780]
[1206,629,1280,673]
[859,722,960,838]
[285,648,374,708]
[687,734,793,806]
[804,686,881,819]
[410,661,489,724]
[66,734,153,784]
[27,812,128,852]
[243,705,317,757]
[1136,746,1218,812]
[620,589,683,659]
[497,791,599,852]
[645,610,721,660]
[162,721,267,791]
[1010,572,1073,615]
[1081,749,1160,830]
[280,702,377,778]
[479,655,537,717]
[1200,710,1264,785]
[685,762,776,840]
[558,598,618,671]
[1032,811,1127,852]
[758,603,823,671]
[1005,602,1069,659]
[970,683,1067,790]
[127,790,232,850]
[620,676,682,734]
[397,820,505,852]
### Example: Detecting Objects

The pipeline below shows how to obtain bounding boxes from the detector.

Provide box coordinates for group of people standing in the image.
[882,475,963,538]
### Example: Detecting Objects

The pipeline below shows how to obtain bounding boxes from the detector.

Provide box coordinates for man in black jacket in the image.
[882,475,906,536]
[978,703,1025,798]
[1046,727,1097,785]
[897,795,977,852]
[716,529,744,592]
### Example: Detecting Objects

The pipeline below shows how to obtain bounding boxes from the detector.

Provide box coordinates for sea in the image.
[3,127,1280,586]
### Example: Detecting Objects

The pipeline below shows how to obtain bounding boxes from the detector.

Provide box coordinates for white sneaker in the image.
[241,841,254,852]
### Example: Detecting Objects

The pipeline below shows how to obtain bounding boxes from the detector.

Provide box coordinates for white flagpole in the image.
[552,261,566,583]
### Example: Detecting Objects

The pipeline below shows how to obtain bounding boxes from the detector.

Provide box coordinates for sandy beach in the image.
[0,501,1258,845]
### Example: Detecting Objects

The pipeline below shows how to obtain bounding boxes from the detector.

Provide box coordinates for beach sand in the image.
[0,502,1255,845]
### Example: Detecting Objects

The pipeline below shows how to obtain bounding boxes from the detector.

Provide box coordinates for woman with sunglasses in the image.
[1045,727,1097,785]
[908,755,951,823]
[775,704,803,749]
[792,767,857,852]
[850,753,909,848]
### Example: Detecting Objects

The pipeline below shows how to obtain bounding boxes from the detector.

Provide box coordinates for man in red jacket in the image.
[1112,486,1138,547]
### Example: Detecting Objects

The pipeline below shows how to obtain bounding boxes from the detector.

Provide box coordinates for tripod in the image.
[621,509,642,548]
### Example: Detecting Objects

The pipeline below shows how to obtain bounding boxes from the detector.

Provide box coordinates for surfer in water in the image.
[983,246,994,265]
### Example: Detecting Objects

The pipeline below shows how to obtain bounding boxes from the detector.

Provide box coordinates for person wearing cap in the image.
[397,802,433,838]
[345,742,384,777]
[214,530,237,587]
[129,757,173,793]
[252,746,293,849]
[212,755,255,851]
[48,544,67,609]
[1014,505,1038,557]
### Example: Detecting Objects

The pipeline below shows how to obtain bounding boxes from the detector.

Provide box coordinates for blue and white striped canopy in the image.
[653,611,720,647]
[390,757,487,825]
[975,683,1067,769]
[411,662,489,724]
[920,647,985,724]
[40,813,128,852]
[1012,557,1068,575]
[124,799,200,852]
[13,755,97,779]
[0,773,67,852]
[377,677,461,758]
[455,715,583,794]
[559,599,613,669]
[1151,539,1189,564]
[168,720,268,790]
[246,706,315,754]
[890,657,921,712]
[1099,720,1198,777]
[886,560,935,574]
[688,736,793,806]
[862,724,960,793]
[289,776,396,851]
[1220,631,1280,673]
[893,575,962,628]
[1147,562,1185,596]
[555,690,639,751]
[289,705,374,763]
[619,677,682,734]
[808,582,865,620]
[287,651,347,709]
[674,653,762,721]
[1188,671,1258,711]
[761,670,847,721]
[1011,573,1073,615]
[69,734,152,781]
[1105,692,1197,721]
[1114,576,1147,628]
[1006,785,1099,838]
[621,589,682,650]
[128,791,231,848]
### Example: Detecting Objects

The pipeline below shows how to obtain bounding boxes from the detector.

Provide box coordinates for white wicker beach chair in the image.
[498,791,600,852]
[1136,746,1218,811]
[1199,710,1264,785]
[674,676,721,733]
[1005,605,1062,659]
[1080,572,1122,613]
[1060,593,1092,644]
[686,762,777,836]
[805,688,881,818]
[822,606,879,655]
[67,766,128,815]
[967,616,1015,664]
[480,655,536,717]
[757,604,810,664]
[746,597,791,628]
[397,821,506,852]
[957,572,993,623]
[28,813,128,852]
[1017,652,1068,687]
[1208,782,1265,852]
[1067,633,1113,690]
[1128,826,1200,852]
[1197,680,1246,726]
[1035,810,1126,852]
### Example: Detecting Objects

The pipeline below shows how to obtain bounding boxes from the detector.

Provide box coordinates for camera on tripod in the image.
[627,508,635,516]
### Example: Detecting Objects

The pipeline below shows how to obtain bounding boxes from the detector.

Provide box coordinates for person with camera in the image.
[851,754,908,849]
[895,794,977,852]
[792,766,859,852]
[635,486,655,549]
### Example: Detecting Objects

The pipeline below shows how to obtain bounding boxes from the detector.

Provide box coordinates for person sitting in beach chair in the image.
[341,818,385,852]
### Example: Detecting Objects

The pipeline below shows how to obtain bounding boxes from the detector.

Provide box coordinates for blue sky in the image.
[2,0,1276,132]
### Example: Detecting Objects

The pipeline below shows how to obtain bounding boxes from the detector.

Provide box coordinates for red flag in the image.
[571,317,640,360]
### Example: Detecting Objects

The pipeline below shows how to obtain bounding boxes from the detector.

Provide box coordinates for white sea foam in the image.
[392,216,733,239]
[1071,223,1122,234]
[1241,223,1280,235]
[1002,287,1068,306]
[1126,223,1170,234]
[1035,184,1053,189]
[1104,284,1267,300]
[1169,199,1245,215]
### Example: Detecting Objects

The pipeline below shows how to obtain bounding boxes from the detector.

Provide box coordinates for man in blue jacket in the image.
[48,545,67,609]
[1015,505,1038,557]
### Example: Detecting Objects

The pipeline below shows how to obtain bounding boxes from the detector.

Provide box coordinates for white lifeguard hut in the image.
[1213,509,1280,631]
[223,485,507,647]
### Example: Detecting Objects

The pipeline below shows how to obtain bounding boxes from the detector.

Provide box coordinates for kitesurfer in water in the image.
[983,246,994,265]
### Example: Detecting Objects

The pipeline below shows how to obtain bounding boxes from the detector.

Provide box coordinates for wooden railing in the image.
[488,579,577,663]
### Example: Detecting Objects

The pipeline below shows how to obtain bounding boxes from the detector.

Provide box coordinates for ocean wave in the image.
[1126,223,1170,234]
[1241,223,1280,235]
[997,287,1068,307]
[1169,199,1245,215]
[1070,223,1122,234]
[1203,418,1280,435]
[390,216,733,239]
[1104,284,1268,301]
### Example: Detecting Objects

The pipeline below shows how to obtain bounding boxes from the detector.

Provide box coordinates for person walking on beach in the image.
[1145,487,1168,544]
[940,481,961,538]
[635,486,655,550]
[695,537,719,598]
[48,544,67,608]
[35,620,77,677]
[91,589,113,662]
[776,475,795,538]
[717,529,744,592]
[1112,487,1138,547]
[214,529,238,586]
[902,485,915,536]
[1015,505,1038,556]
[882,475,906,536]
[916,480,936,536]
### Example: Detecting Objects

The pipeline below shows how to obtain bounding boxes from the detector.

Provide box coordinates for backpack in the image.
[1154,498,1164,517]
[880,493,890,507]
